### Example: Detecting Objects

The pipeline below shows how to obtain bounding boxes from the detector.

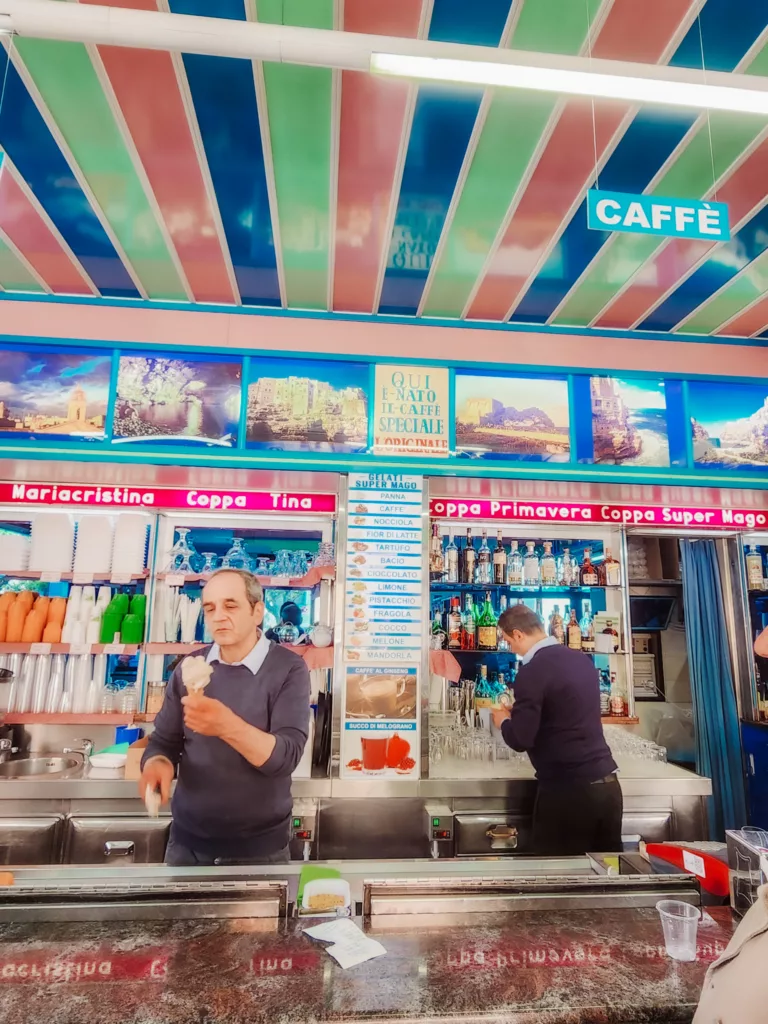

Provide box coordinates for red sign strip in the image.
[0,483,337,514]
[429,497,768,531]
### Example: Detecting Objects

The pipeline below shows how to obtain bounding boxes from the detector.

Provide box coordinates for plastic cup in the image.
[656,900,700,961]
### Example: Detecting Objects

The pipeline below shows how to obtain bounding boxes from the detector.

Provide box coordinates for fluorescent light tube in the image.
[371,52,768,116]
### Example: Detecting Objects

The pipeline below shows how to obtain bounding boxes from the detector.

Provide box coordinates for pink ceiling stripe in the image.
[0,172,92,294]
[467,0,701,322]
[597,137,768,329]
[333,0,424,313]
[79,0,236,304]
[715,298,768,338]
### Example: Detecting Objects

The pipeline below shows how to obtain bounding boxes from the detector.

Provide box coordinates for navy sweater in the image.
[143,643,310,857]
[501,643,617,787]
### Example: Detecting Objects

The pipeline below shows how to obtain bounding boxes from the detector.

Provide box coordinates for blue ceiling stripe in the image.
[378,0,513,315]
[511,0,767,325]
[0,58,138,298]
[641,203,768,331]
[167,0,280,306]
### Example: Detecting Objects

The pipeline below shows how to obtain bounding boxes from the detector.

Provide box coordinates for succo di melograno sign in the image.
[587,189,730,242]
[0,483,337,514]
[430,498,767,530]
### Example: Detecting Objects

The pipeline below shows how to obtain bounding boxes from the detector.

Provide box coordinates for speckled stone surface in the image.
[0,907,735,1023]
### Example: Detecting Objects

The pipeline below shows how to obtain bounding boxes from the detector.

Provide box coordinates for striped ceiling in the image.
[1,0,768,340]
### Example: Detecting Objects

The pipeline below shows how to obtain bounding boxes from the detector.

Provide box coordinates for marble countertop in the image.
[0,905,735,1024]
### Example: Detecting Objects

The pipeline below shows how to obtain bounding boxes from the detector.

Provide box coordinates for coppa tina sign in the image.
[587,189,730,242]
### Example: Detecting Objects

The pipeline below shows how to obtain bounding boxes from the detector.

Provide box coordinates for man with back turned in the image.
[492,604,622,855]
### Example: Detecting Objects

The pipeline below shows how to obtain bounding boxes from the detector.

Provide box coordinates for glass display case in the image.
[427,519,634,778]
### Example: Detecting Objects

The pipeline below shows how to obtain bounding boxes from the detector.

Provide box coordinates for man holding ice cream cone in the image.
[139,568,310,865]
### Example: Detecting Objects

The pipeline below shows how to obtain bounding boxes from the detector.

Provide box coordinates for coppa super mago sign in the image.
[587,189,730,242]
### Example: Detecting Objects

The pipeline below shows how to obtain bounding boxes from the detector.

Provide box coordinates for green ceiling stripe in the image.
[256,0,333,310]
[0,236,45,292]
[552,45,768,328]
[421,0,605,319]
[13,38,186,300]
[678,248,768,334]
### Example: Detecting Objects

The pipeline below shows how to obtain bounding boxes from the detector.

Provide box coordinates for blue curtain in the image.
[680,539,747,839]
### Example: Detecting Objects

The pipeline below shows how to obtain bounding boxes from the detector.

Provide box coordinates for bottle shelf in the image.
[2,713,135,725]
[144,642,206,655]
[0,643,140,655]
[0,571,148,583]
[431,583,614,595]
[155,567,335,589]
[601,716,639,725]
[437,647,627,657]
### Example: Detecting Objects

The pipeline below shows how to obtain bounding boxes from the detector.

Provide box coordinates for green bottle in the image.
[477,591,498,652]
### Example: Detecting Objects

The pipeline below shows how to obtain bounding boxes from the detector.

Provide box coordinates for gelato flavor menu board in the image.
[342,473,424,779]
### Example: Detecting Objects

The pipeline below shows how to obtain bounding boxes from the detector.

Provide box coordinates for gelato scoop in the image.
[181,655,213,694]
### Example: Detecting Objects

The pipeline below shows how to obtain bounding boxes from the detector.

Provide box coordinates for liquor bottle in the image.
[475,664,493,708]
[602,619,619,653]
[429,523,444,580]
[567,608,582,650]
[476,530,492,584]
[559,546,575,587]
[548,604,565,644]
[599,669,611,717]
[580,602,595,653]
[507,540,523,586]
[462,528,476,585]
[580,547,599,587]
[444,529,459,583]
[523,541,540,587]
[431,608,445,649]
[603,548,622,587]
[497,595,510,651]
[540,541,557,587]
[746,544,764,591]
[493,529,507,585]
[609,671,626,717]
[447,598,462,649]
[461,594,476,650]
[477,591,498,651]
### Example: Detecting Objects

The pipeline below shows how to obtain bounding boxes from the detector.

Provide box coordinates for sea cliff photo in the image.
[455,372,570,461]
[590,377,670,467]
[690,381,768,468]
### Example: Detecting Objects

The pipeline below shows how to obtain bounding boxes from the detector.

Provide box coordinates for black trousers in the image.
[532,776,623,856]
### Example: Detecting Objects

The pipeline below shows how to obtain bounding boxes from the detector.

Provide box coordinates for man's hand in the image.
[182,693,237,738]
[138,757,174,807]
[492,706,511,730]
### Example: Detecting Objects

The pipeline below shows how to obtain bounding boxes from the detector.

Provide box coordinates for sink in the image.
[0,756,83,779]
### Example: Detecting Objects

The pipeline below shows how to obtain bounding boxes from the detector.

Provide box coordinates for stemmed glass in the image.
[200,553,218,575]
[222,537,251,571]
[291,551,309,578]
[167,528,197,573]
[272,550,293,577]
[255,557,272,577]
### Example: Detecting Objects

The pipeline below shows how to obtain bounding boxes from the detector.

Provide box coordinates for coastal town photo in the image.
[455,372,570,460]
[246,357,369,452]
[0,349,111,438]
[590,376,670,467]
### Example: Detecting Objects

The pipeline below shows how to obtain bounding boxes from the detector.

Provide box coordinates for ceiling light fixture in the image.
[370,52,768,117]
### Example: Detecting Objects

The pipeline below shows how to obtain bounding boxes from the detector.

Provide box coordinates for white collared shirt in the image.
[206,632,271,675]
[520,635,561,665]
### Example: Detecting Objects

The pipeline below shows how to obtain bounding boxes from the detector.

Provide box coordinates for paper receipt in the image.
[304,919,386,969]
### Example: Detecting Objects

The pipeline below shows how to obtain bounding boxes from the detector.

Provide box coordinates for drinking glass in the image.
[291,550,309,578]
[200,553,218,575]
[256,557,272,577]
[314,542,335,567]
[272,549,293,577]
[656,900,700,961]
[167,528,197,573]
[222,537,250,571]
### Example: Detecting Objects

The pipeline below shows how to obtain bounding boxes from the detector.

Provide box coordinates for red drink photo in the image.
[361,737,388,773]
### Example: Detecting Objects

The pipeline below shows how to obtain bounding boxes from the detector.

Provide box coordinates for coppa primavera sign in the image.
[0,483,337,514]
[430,498,768,531]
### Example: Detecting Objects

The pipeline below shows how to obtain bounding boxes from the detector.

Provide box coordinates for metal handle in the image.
[104,841,135,857]
[750,753,756,775]
[486,826,518,841]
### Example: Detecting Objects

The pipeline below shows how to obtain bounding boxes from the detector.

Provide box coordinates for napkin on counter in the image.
[304,918,386,969]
